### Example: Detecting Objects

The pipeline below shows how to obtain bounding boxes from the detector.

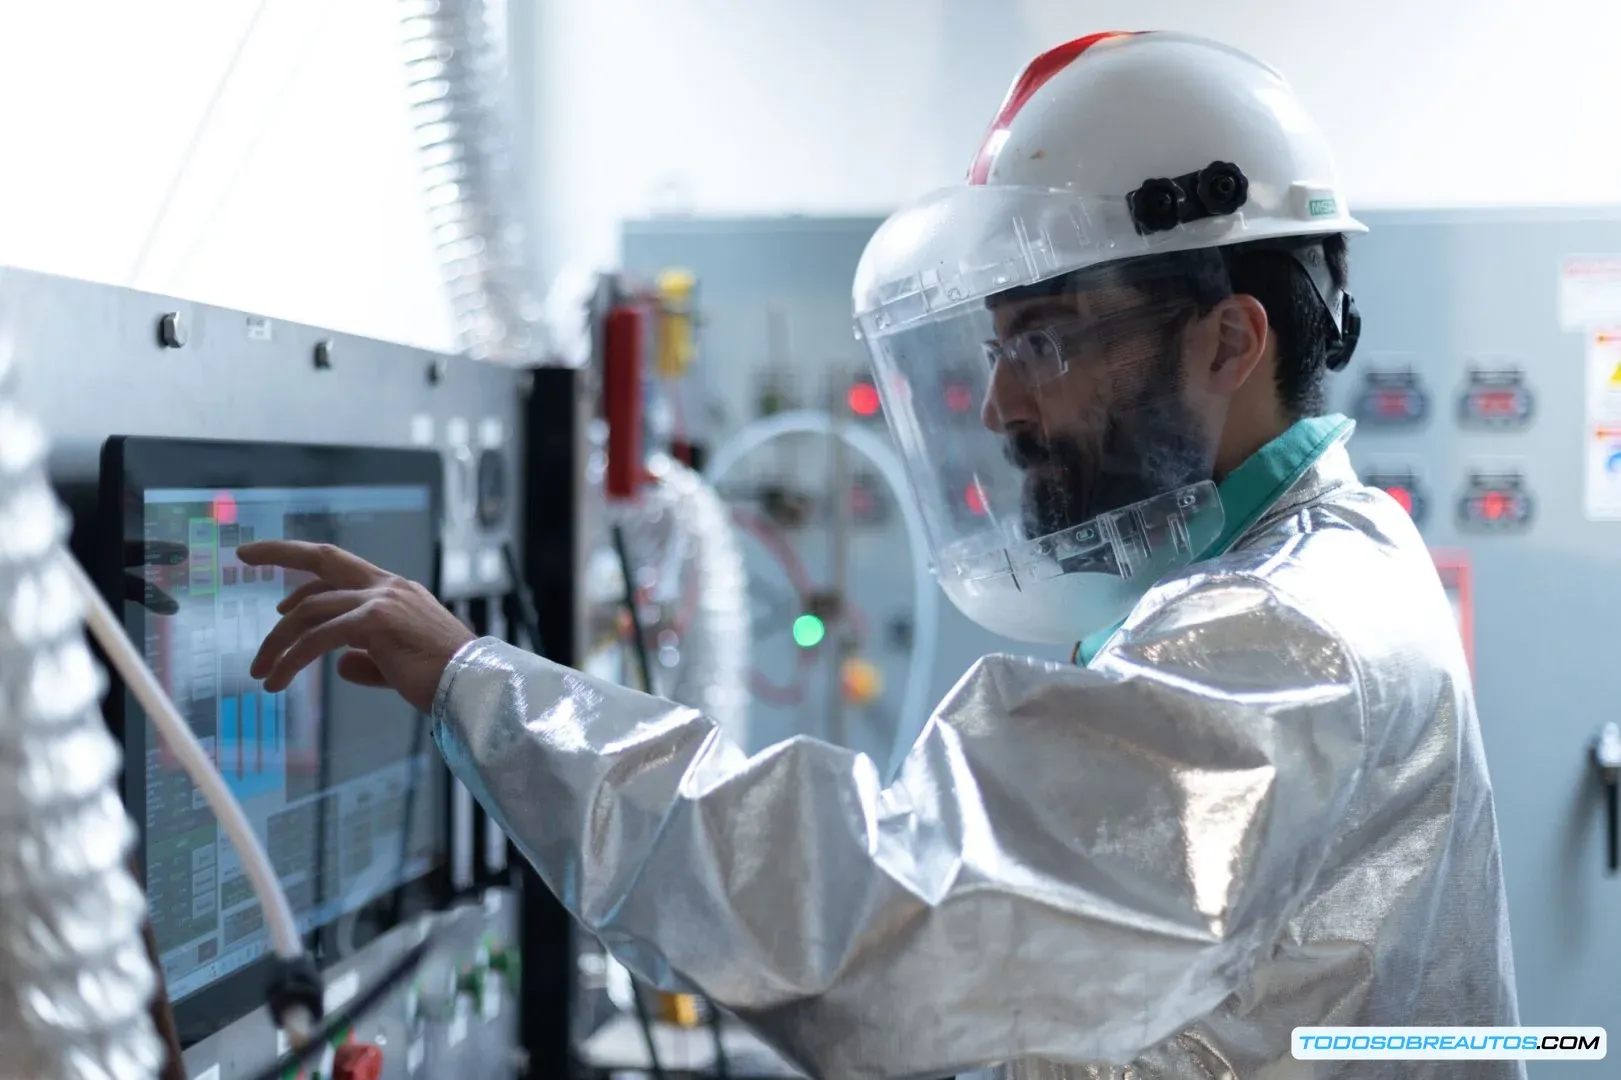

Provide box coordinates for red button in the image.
[332,1042,384,1080]
[847,382,881,417]
[1384,486,1414,515]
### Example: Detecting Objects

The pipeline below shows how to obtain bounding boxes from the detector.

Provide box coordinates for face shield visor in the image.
[854,185,1233,644]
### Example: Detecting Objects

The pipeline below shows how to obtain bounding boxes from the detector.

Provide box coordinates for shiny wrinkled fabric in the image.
[433,435,1521,1080]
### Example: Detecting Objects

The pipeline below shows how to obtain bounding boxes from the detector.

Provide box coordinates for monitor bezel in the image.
[99,435,455,1047]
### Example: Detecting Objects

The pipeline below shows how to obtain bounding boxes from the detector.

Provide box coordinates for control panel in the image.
[21,269,530,1080]
[178,893,521,1080]
[1336,206,1621,1053]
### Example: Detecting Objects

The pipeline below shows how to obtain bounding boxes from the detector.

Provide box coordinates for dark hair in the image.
[993,233,1350,418]
[1220,233,1349,418]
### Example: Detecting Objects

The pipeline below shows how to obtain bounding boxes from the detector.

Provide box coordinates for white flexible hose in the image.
[63,555,304,968]
[399,0,545,363]
[705,410,938,776]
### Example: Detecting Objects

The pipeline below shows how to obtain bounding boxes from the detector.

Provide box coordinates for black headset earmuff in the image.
[1325,292,1360,372]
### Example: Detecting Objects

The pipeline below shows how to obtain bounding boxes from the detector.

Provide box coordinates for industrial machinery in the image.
[7,266,546,1080]
[561,271,805,1078]
[623,207,1621,1076]
[622,218,1073,771]
[703,407,937,774]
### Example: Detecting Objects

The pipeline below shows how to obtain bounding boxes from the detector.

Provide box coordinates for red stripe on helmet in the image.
[967,30,1141,185]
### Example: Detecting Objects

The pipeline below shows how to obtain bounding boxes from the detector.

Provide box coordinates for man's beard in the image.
[1006,380,1212,541]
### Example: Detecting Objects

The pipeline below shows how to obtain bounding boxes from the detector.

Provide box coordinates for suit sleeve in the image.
[431,573,1366,1078]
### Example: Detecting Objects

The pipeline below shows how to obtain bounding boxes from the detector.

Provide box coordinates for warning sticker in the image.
[1586,331,1621,422]
[1561,256,1621,329]
[1584,425,1621,520]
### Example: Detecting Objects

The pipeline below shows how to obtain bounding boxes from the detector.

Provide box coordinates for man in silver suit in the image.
[240,30,1521,1080]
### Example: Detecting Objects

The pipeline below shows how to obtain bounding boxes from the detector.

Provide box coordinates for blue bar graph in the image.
[265,693,278,768]
[217,685,281,800]
[243,694,258,773]
[221,696,239,777]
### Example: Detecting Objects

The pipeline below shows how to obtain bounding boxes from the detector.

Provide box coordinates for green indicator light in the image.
[792,614,826,649]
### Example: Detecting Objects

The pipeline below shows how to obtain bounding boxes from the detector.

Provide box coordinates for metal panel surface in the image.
[10,265,524,601]
[1342,207,1621,1066]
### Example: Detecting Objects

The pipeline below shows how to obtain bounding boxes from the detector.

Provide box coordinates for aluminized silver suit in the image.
[432,431,1521,1079]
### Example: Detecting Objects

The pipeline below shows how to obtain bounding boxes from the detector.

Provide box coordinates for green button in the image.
[458,965,487,1006]
[488,947,521,992]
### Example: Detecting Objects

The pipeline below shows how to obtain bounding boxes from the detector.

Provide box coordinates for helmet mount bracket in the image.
[1127,161,1250,235]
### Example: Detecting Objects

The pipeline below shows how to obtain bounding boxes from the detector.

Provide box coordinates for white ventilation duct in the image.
[400,0,548,364]
[0,284,163,1080]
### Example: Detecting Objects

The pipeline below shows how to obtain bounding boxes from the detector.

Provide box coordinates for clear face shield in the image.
[854,188,1235,643]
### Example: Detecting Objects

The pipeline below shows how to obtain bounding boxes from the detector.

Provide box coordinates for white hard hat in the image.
[972,31,1363,242]
[855,31,1364,332]
[852,32,1364,645]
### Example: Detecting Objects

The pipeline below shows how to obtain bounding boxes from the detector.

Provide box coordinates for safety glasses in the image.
[981,301,1193,388]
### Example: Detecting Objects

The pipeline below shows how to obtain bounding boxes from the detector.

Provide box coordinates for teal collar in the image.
[1073,413,1354,665]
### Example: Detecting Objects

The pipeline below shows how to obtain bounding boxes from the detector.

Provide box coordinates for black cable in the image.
[630,983,671,1080]
[707,998,732,1080]
[501,541,547,658]
[610,523,656,695]
[609,523,730,1077]
[609,522,671,1079]
[245,934,436,1080]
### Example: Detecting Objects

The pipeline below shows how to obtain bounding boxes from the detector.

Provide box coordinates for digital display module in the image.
[102,437,449,1039]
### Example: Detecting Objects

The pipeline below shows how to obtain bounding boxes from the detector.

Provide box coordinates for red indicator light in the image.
[944,383,975,414]
[964,483,988,516]
[1384,486,1414,514]
[1475,391,1516,416]
[1481,491,1506,520]
[212,492,238,525]
[847,382,881,417]
[1376,391,1410,416]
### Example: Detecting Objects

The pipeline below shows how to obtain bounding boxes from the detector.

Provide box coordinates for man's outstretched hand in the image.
[237,540,476,713]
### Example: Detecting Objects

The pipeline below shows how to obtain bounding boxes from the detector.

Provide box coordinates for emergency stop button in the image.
[332,1041,383,1080]
[1354,369,1429,428]
[1457,470,1534,533]
[1365,468,1427,526]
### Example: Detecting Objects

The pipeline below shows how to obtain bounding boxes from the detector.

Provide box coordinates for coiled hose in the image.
[0,317,163,1079]
[399,0,546,363]
[613,454,751,749]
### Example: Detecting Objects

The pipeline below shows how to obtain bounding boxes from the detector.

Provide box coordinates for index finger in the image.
[235,540,383,589]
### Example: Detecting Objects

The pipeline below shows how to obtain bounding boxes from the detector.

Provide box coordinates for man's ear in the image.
[1206,293,1269,393]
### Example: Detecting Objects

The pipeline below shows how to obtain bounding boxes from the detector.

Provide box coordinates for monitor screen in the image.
[102,438,450,1036]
